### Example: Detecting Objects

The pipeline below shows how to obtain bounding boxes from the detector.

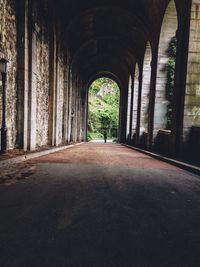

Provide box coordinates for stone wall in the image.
[28,1,50,148]
[184,2,200,139]
[0,0,17,149]
[16,0,85,151]
[183,1,200,162]
[29,1,69,149]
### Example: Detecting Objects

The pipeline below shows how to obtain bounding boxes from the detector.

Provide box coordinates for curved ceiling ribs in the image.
[57,0,171,87]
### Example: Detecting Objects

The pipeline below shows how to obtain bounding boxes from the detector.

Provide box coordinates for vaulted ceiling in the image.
[51,0,175,86]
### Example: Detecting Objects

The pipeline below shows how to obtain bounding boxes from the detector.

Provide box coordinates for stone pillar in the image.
[81,88,87,141]
[170,1,192,156]
[54,47,59,146]
[126,76,132,138]
[129,82,134,141]
[70,72,76,143]
[16,0,29,151]
[131,64,139,143]
[67,70,72,143]
[119,80,128,143]
[54,56,64,146]
[183,1,200,141]
[73,74,78,142]
[179,0,200,161]
[76,88,80,142]
[72,77,77,143]
[77,79,82,142]
[48,25,57,146]
[147,56,157,150]
[28,5,37,151]
[62,60,69,144]
[136,72,143,145]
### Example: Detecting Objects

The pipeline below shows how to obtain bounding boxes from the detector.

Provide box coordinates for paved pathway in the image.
[89,139,113,143]
[0,143,200,267]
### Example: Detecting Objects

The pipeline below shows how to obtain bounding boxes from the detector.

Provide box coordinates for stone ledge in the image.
[123,144,200,176]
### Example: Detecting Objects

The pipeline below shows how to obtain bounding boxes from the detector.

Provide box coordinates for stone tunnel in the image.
[1,1,200,266]
[0,0,200,162]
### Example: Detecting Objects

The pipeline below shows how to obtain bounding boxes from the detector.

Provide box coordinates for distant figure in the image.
[103,130,107,143]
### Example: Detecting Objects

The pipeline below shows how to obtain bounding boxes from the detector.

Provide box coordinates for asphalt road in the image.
[0,143,200,267]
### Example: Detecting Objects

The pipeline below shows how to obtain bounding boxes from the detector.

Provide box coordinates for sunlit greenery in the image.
[166,36,177,130]
[88,78,120,141]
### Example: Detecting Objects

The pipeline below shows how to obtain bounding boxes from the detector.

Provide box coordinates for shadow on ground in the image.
[0,143,200,267]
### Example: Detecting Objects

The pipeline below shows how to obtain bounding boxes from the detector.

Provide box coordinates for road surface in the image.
[0,143,200,267]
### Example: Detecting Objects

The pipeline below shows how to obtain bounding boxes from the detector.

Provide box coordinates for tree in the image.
[88,78,120,140]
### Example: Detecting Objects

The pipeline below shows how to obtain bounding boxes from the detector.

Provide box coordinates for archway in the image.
[87,77,120,142]
[139,41,152,147]
[154,0,178,150]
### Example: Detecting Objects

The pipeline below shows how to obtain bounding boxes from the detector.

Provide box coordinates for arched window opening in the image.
[131,64,139,144]
[154,0,178,149]
[139,42,152,147]
[87,77,120,142]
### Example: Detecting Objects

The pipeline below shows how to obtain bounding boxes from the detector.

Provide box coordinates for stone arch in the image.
[154,0,178,138]
[131,63,139,143]
[87,72,122,93]
[87,76,120,141]
[139,41,152,147]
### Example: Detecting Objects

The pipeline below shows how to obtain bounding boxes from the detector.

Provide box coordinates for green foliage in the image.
[166,36,177,130]
[89,77,117,95]
[88,78,120,140]
[167,36,177,58]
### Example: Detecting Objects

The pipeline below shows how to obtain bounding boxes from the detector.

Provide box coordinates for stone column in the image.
[67,70,72,143]
[48,24,57,146]
[129,81,134,142]
[16,0,29,151]
[131,64,139,143]
[54,52,60,146]
[28,4,37,151]
[62,61,69,144]
[119,80,128,143]
[81,88,87,141]
[73,77,78,142]
[183,2,200,142]
[136,72,143,145]
[75,75,79,142]
[170,1,192,156]
[147,55,157,150]
[126,76,132,139]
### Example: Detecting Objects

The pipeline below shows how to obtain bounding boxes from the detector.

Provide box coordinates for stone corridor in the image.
[0,0,200,164]
[0,143,200,267]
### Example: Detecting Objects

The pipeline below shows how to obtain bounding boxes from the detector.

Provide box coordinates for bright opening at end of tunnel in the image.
[87,78,120,143]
